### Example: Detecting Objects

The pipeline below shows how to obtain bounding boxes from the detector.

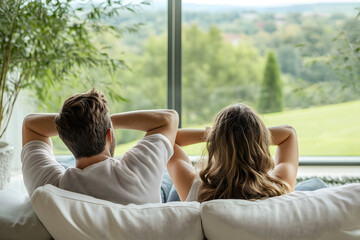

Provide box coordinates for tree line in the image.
[37,7,360,146]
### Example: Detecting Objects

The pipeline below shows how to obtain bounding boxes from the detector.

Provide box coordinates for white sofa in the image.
[29,183,360,240]
[0,181,51,240]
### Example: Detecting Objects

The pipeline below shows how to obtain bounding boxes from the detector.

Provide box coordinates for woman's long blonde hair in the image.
[197,103,291,202]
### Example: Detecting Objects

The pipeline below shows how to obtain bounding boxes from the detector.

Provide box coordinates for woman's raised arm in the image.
[268,125,299,190]
[167,128,209,201]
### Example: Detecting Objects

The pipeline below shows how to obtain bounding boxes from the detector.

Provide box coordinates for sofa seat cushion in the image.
[201,184,360,240]
[31,184,203,240]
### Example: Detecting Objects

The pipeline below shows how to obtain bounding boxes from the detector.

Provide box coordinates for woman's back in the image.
[167,103,299,202]
[185,179,201,202]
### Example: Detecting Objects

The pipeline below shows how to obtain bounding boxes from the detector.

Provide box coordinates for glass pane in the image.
[47,1,168,156]
[109,1,168,156]
[182,1,360,157]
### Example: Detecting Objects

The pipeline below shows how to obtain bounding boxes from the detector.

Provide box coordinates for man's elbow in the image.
[163,109,179,127]
[23,114,35,130]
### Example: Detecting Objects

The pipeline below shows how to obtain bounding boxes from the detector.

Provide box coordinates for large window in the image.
[21,0,359,160]
[181,0,360,157]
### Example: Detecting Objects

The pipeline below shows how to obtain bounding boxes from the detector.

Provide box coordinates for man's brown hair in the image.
[55,88,111,158]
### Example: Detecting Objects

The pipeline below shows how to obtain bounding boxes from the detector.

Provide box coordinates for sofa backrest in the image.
[31,185,203,240]
[201,183,360,240]
[31,183,360,240]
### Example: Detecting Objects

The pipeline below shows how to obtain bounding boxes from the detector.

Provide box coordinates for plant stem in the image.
[0,11,17,135]
[0,0,23,136]
[0,88,20,139]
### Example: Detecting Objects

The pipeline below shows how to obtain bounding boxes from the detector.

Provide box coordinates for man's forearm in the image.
[24,114,58,137]
[22,113,58,146]
[110,109,178,132]
[175,128,209,146]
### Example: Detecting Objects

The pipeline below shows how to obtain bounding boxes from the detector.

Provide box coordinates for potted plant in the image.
[0,0,143,188]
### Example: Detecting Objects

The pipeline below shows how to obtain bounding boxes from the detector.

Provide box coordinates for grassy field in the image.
[114,100,360,156]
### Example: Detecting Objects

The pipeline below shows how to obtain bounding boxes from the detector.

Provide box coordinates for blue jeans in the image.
[161,170,180,202]
[161,175,328,203]
[294,178,328,191]
[167,184,181,202]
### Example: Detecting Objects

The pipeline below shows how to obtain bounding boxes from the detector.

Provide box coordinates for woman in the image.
[167,103,299,202]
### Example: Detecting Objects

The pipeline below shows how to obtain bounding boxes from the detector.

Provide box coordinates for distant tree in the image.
[258,51,284,113]
[264,21,277,33]
[300,19,331,56]
[329,8,360,90]
[286,12,302,24]
[277,46,301,78]
[182,25,263,124]
[303,8,360,91]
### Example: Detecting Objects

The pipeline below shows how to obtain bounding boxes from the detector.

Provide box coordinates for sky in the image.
[152,0,360,7]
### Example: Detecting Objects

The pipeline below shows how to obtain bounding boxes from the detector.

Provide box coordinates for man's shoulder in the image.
[141,133,170,144]
[129,133,173,153]
[60,159,125,188]
[120,134,174,165]
[22,140,52,151]
[21,140,54,164]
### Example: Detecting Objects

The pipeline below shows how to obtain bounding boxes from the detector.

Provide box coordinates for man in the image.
[21,89,178,205]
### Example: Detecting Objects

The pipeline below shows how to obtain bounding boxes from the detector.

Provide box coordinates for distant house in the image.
[223,33,243,45]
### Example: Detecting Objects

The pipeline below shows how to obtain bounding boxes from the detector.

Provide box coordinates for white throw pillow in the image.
[31,184,203,240]
[201,184,360,240]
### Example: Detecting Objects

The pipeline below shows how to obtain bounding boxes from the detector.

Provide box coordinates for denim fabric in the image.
[167,184,181,202]
[295,178,328,191]
[161,170,174,203]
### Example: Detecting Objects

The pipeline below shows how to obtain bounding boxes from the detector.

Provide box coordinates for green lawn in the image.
[114,100,360,156]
